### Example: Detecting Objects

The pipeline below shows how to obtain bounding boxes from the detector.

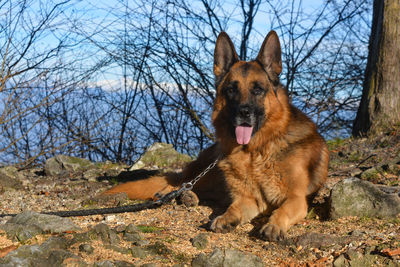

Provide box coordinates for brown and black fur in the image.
[104,31,329,241]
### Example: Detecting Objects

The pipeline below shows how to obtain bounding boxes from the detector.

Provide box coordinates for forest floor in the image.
[0,130,400,266]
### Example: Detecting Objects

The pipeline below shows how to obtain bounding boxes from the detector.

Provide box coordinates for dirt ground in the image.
[1,130,400,266]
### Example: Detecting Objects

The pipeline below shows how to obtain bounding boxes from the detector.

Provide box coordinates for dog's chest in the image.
[220,151,287,206]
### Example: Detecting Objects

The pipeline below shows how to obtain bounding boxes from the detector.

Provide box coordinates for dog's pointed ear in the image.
[256,31,282,84]
[214,32,238,87]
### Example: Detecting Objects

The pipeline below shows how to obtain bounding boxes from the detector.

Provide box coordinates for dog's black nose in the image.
[238,105,251,118]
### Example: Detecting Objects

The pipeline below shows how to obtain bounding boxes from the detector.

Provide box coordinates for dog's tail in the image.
[102,143,222,201]
[103,173,181,200]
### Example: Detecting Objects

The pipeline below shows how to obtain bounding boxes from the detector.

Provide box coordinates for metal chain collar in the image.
[155,157,220,204]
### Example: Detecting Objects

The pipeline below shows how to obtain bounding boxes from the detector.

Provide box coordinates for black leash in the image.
[0,185,182,218]
[0,158,219,218]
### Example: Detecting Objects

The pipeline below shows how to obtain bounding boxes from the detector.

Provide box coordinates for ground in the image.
[0,130,399,266]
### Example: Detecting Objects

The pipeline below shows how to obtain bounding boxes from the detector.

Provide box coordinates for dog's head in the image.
[212,31,283,145]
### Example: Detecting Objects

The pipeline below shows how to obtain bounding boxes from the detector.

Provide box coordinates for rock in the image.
[1,223,43,242]
[94,261,115,267]
[123,223,146,245]
[0,244,44,266]
[82,168,103,181]
[7,211,81,233]
[47,249,78,266]
[40,236,71,251]
[360,167,380,181]
[0,166,23,190]
[1,211,80,241]
[91,223,120,245]
[287,232,357,249]
[145,241,172,256]
[0,166,22,180]
[105,245,131,254]
[125,223,140,233]
[114,261,136,267]
[123,231,144,243]
[344,249,397,267]
[333,254,348,267]
[0,237,79,266]
[73,232,92,243]
[79,243,94,254]
[129,143,191,171]
[45,155,95,176]
[191,233,209,250]
[131,246,150,259]
[329,178,400,219]
[63,257,89,266]
[191,248,263,267]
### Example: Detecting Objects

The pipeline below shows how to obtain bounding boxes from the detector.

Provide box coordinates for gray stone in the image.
[131,246,150,259]
[0,245,43,266]
[123,232,143,243]
[333,254,349,267]
[91,223,120,245]
[191,248,263,267]
[345,250,394,267]
[191,233,209,250]
[125,223,140,233]
[45,155,95,176]
[40,236,71,251]
[106,245,131,255]
[145,241,172,256]
[223,249,264,267]
[79,243,94,254]
[329,178,400,219]
[0,237,77,267]
[0,166,23,190]
[1,223,43,242]
[6,211,81,234]
[94,261,115,267]
[360,167,380,180]
[82,168,103,181]
[290,232,357,249]
[129,143,191,171]
[47,249,77,266]
[114,261,136,267]
[123,224,144,243]
[73,232,92,243]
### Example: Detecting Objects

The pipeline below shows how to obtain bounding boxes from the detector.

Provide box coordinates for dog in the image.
[104,31,329,241]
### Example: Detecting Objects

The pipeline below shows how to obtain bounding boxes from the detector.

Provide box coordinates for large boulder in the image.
[129,143,192,171]
[45,155,95,176]
[329,178,400,219]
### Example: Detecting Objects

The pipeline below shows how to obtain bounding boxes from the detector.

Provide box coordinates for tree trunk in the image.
[352,0,400,137]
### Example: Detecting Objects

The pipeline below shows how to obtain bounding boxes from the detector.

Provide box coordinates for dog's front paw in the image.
[179,190,199,207]
[210,214,240,233]
[260,223,287,241]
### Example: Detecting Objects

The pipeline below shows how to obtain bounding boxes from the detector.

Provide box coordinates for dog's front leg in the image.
[210,196,260,233]
[260,194,307,241]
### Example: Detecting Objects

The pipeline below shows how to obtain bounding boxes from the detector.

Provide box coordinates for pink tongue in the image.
[235,126,253,145]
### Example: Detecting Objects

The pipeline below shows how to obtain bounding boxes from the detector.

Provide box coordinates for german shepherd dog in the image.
[104,31,329,241]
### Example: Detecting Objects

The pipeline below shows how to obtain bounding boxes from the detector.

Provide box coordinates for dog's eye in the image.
[251,87,264,96]
[224,85,237,96]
